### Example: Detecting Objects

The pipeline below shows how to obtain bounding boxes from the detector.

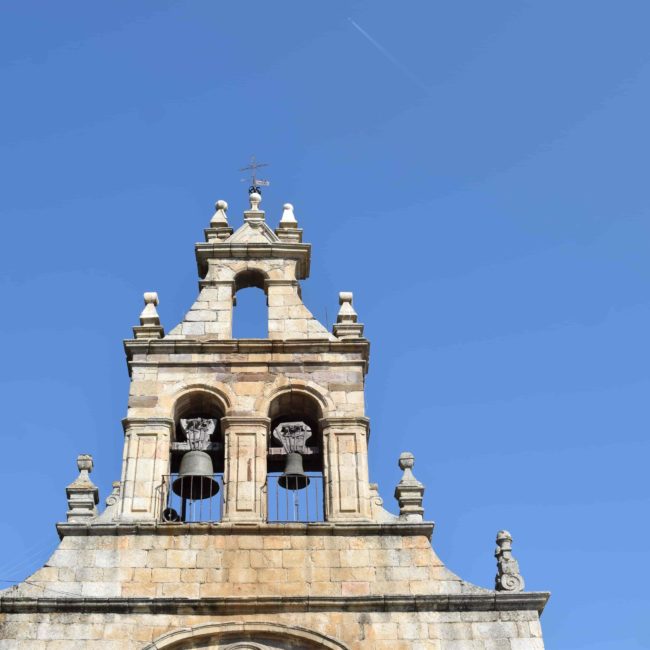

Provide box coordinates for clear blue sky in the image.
[1,2,649,647]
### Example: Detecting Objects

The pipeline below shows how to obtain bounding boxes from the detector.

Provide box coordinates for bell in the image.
[278,452,310,491]
[172,450,219,500]
[162,507,180,522]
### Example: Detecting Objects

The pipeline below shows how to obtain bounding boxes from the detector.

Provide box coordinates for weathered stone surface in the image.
[0,191,548,647]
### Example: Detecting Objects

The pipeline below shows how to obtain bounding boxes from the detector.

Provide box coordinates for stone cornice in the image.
[320,416,370,429]
[55,520,435,540]
[123,339,370,375]
[195,241,312,279]
[124,338,369,357]
[121,417,174,434]
[0,592,551,615]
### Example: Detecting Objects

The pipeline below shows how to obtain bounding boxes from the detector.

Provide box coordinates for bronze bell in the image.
[172,450,219,500]
[278,451,310,491]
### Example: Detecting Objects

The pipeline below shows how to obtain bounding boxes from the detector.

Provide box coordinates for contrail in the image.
[348,18,429,94]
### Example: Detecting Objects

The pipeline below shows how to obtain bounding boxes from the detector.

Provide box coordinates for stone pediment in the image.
[227,220,280,244]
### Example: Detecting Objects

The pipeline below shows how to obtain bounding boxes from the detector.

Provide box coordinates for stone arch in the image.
[256,380,335,419]
[233,267,269,293]
[232,268,270,338]
[142,621,350,650]
[167,384,233,478]
[169,383,234,421]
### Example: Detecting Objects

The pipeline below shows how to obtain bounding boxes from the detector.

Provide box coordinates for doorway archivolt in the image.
[142,621,350,650]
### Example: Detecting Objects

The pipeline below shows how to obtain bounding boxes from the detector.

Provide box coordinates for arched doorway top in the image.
[142,621,350,650]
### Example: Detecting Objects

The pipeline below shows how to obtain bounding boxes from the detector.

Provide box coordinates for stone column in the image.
[221,416,270,522]
[120,417,173,520]
[320,416,371,521]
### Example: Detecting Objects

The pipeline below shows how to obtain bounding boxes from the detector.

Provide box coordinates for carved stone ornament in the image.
[180,418,217,450]
[394,451,425,522]
[104,481,120,507]
[495,529,525,592]
[272,421,312,454]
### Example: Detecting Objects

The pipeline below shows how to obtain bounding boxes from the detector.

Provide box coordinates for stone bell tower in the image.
[0,189,549,649]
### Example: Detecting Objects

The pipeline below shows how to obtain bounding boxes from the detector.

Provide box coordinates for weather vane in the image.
[240,155,270,194]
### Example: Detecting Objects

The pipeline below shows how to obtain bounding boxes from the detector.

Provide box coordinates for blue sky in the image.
[1,2,649,647]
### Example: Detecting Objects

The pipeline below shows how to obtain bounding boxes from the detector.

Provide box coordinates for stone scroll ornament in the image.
[495,530,525,592]
[272,421,312,453]
[180,418,217,450]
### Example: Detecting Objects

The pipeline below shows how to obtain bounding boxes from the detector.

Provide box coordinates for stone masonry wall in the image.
[0,609,545,649]
[8,530,470,600]
[0,528,546,649]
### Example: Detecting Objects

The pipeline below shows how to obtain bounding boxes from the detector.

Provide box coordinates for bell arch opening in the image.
[160,390,225,523]
[232,269,268,339]
[267,391,325,522]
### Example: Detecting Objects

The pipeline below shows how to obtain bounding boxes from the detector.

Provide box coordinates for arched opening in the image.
[161,390,225,523]
[267,391,325,522]
[232,270,268,339]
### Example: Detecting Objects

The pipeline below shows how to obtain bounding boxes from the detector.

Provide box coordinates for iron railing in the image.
[158,473,224,523]
[266,473,325,522]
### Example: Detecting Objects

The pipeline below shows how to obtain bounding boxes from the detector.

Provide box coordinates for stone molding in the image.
[319,416,371,443]
[121,417,174,434]
[195,242,312,279]
[319,416,370,430]
[55,520,435,539]
[221,416,272,428]
[0,592,551,615]
[124,339,369,356]
[264,278,301,288]
[124,339,370,377]
[198,278,236,290]
[144,621,350,650]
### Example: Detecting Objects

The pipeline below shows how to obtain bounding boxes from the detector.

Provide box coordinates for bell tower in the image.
[0,188,549,649]
[120,190,371,527]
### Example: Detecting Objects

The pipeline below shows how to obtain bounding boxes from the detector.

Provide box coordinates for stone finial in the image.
[495,530,525,592]
[337,292,358,323]
[210,199,229,227]
[275,202,303,243]
[333,292,364,339]
[394,451,425,521]
[249,191,262,212]
[65,454,99,523]
[133,292,164,340]
[205,199,234,242]
[140,292,160,325]
[280,203,297,224]
[244,191,265,224]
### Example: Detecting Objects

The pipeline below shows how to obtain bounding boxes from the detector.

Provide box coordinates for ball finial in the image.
[398,452,415,471]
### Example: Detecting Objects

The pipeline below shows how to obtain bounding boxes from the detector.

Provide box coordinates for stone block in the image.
[166,550,197,569]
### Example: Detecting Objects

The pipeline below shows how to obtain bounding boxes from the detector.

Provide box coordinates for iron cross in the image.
[240,155,270,194]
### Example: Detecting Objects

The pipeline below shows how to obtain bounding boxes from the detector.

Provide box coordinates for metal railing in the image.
[158,473,224,523]
[266,473,325,522]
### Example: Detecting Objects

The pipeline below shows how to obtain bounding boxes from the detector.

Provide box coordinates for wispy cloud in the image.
[348,18,430,94]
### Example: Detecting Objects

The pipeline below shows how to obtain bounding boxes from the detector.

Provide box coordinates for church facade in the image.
[0,190,548,648]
